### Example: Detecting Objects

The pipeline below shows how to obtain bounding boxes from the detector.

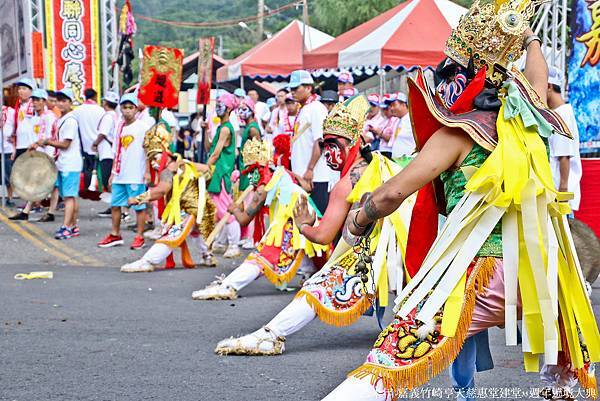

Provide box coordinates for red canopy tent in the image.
[216,20,333,82]
[304,0,466,71]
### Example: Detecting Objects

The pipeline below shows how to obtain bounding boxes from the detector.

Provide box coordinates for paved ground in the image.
[1,200,598,401]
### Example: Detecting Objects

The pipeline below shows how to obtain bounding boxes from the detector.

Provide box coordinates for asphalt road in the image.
[1,200,599,401]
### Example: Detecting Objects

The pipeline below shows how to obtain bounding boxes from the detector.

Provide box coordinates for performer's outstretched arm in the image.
[294,176,353,245]
[229,187,267,226]
[522,27,548,104]
[349,127,472,235]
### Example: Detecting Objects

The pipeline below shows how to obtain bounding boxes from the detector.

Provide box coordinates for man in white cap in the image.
[363,94,384,145]
[33,88,81,239]
[12,77,37,159]
[1,101,16,206]
[10,88,58,221]
[288,69,332,214]
[546,66,582,213]
[389,92,415,160]
[92,91,120,217]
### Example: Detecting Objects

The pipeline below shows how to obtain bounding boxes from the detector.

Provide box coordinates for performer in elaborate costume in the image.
[120,122,216,272]
[211,96,416,356]
[191,138,330,300]
[322,1,600,399]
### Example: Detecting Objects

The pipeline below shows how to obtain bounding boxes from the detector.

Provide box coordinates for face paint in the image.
[238,107,253,121]
[322,138,346,171]
[249,169,261,187]
[436,65,468,108]
[215,103,227,117]
[150,153,162,170]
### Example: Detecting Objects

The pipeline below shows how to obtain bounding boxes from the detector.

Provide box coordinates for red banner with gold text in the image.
[44,0,101,103]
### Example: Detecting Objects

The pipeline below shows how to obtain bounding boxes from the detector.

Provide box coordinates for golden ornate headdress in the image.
[242,138,272,167]
[323,95,370,144]
[143,122,173,158]
[445,0,543,86]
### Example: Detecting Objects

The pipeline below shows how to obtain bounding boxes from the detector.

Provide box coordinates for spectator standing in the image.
[92,91,120,217]
[337,71,358,101]
[363,94,384,146]
[288,70,331,215]
[97,94,148,250]
[389,92,415,159]
[376,94,399,159]
[46,91,61,118]
[72,88,104,189]
[1,104,15,206]
[247,89,271,137]
[284,94,298,135]
[267,88,289,137]
[320,90,338,113]
[10,89,57,221]
[13,78,36,159]
[546,66,582,212]
[34,88,82,239]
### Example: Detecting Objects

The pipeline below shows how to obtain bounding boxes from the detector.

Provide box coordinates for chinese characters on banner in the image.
[44,0,101,103]
[196,38,215,105]
[568,0,600,155]
[139,46,184,109]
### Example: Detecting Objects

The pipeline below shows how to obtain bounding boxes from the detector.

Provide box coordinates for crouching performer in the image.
[321,1,600,399]
[213,96,416,356]
[120,122,216,273]
[192,138,330,300]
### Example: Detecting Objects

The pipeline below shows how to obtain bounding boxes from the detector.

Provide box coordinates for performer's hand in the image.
[227,203,240,214]
[10,151,16,161]
[348,209,366,236]
[108,175,114,192]
[293,195,316,228]
[91,143,98,153]
[127,197,138,206]
[28,143,39,151]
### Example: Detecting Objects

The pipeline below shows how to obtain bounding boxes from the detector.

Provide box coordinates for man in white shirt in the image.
[389,92,416,159]
[248,89,271,138]
[72,88,104,189]
[546,66,582,212]
[288,70,332,214]
[374,94,398,158]
[12,77,36,159]
[97,94,148,250]
[92,92,120,217]
[10,89,58,221]
[1,104,15,205]
[33,88,82,239]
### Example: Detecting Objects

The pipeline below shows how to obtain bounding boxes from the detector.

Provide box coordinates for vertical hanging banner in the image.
[31,32,45,79]
[568,0,600,155]
[196,37,215,105]
[139,46,184,108]
[44,0,102,102]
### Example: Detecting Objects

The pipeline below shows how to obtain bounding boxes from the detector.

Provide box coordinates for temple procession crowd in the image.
[0,7,596,400]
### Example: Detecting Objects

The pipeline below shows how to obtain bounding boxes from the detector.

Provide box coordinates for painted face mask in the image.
[435,59,470,108]
[215,103,227,117]
[248,169,261,187]
[150,153,162,170]
[321,137,346,171]
[239,107,253,121]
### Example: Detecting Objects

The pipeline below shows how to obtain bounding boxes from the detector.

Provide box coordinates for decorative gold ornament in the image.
[445,0,544,86]
[323,95,370,144]
[241,138,271,167]
[143,122,173,158]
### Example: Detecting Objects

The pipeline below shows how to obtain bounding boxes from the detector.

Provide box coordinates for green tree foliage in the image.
[312,0,402,36]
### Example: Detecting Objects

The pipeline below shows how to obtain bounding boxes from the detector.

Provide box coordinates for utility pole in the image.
[0,42,5,208]
[257,0,265,42]
[302,0,308,68]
